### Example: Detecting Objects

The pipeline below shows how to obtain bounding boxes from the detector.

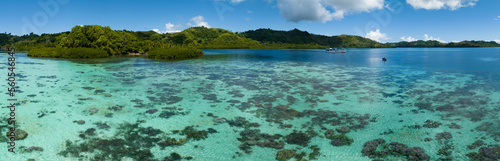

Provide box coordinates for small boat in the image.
[326,48,346,53]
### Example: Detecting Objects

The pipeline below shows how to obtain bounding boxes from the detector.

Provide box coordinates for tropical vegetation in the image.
[1,25,500,59]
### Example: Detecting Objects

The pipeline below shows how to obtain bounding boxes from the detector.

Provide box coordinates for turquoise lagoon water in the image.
[1,48,500,160]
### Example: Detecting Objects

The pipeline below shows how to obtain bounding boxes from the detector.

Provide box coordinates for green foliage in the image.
[148,46,203,60]
[27,47,108,58]
[445,40,500,47]
[388,40,500,47]
[56,25,140,55]
[241,28,391,48]
[1,32,66,50]
[5,24,500,57]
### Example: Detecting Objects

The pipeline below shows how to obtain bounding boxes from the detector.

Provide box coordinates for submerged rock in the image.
[324,129,336,139]
[145,109,158,114]
[480,145,500,160]
[5,129,28,140]
[435,132,452,144]
[329,134,354,146]
[158,137,187,148]
[213,117,226,124]
[423,120,442,128]
[285,131,311,147]
[468,140,485,150]
[361,138,430,161]
[73,120,86,125]
[89,108,99,115]
[415,102,433,111]
[166,96,183,104]
[25,146,44,152]
[361,139,386,158]
[276,149,296,161]
[335,126,351,134]
[180,126,208,140]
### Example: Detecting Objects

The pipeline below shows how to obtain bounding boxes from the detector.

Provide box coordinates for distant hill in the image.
[171,27,324,49]
[240,28,390,48]
[2,25,500,51]
[388,40,500,47]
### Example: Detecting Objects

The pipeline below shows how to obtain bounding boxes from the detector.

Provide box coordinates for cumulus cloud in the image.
[188,15,211,28]
[153,23,183,34]
[365,29,389,42]
[401,36,418,42]
[153,15,210,33]
[495,40,500,43]
[322,0,385,19]
[277,0,334,22]
[424,34,445,43]
[276,0,385,22]
[406,0,477,10]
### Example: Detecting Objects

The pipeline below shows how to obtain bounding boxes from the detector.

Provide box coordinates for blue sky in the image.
[1,0,499,43]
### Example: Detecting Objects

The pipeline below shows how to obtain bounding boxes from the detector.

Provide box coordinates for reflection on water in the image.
[1,48,500,160]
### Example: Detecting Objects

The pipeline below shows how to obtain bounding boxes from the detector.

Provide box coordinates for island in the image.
[1,25,499,59]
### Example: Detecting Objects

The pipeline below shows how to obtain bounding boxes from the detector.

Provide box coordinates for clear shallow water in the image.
[1,48,500,160]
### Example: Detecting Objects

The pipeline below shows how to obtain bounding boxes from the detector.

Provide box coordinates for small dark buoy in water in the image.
[382,57,387,62]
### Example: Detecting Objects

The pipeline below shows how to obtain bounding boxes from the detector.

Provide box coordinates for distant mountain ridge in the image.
[240,28,390,48]
[1,26,499,51]
[387,40,500,47]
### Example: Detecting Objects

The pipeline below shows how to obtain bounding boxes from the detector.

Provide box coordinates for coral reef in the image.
[180,126,209,140]
[276,149,296,161]
[361,138,430,161]
[467,140,485,150]
[467,145,500,161]
[328,134,354,146]
[60,122,170,160]
[423,120,442,128]
[285,131,311,147]
[25,146,44,152]
[145,109,158,114]
[73,120,85,125]
[5,129,28,140]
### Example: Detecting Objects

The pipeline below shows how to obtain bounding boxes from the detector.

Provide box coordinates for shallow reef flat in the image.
[1,50,500,161]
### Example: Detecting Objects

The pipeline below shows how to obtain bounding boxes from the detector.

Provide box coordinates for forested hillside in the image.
[241,28,390,48]
[2,25,499,59]
[387,40,500,47]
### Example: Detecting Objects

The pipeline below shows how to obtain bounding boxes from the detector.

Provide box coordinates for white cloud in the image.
[275,0,385,22]
[401,36,418,42]
[495,16,500,20]
[165,23,183,33]
[188,15,211,28]
[153,15,210,34]
[494,40,500,43]
[365,29,389,42]
[424,34,446,43]
[231,0,245,3]
[245,17,252,21]
[322,0,385,19]
[406,0,477,10]
[153,23,183,34]
[276,0,334,22]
